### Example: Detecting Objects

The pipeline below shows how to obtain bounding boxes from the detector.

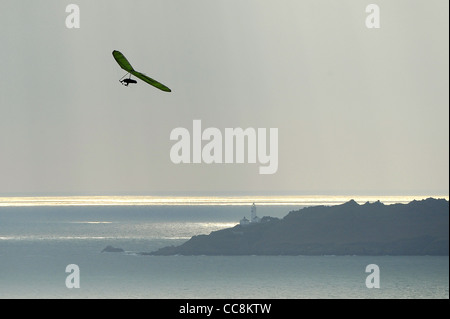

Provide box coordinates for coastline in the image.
[146,198,449,256]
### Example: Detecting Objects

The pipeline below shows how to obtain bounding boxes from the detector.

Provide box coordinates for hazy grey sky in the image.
[0,0,448,196]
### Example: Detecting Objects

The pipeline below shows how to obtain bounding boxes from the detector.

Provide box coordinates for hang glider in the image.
[112,50,171,92]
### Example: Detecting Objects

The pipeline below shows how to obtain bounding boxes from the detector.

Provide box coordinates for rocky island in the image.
[146,198,449,256]
[101,245,124,253]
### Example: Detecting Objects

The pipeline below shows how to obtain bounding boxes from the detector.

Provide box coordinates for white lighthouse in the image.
[240,203,260,225]
[251,203,260,223]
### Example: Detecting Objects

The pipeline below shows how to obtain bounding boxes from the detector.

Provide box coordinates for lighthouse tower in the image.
[251,203,260,223]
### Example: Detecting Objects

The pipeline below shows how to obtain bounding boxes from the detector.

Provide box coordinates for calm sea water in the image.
[0,200,448,299]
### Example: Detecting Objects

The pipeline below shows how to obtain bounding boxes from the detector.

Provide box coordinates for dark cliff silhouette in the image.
[146,198,449,256]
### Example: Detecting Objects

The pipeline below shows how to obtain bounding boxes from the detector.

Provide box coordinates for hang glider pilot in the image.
[120,78,137,86]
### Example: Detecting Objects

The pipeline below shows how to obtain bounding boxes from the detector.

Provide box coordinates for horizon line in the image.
[0,194,448,207]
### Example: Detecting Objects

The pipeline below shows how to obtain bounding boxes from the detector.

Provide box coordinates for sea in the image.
[0,195,448,299]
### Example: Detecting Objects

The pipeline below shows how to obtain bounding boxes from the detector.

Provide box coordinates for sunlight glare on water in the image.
[0,195,447,207]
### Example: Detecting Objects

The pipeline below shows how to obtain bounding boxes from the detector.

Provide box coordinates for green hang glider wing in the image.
[112,50,171,92]
[112,50,134,72]
[130,70,172,92]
